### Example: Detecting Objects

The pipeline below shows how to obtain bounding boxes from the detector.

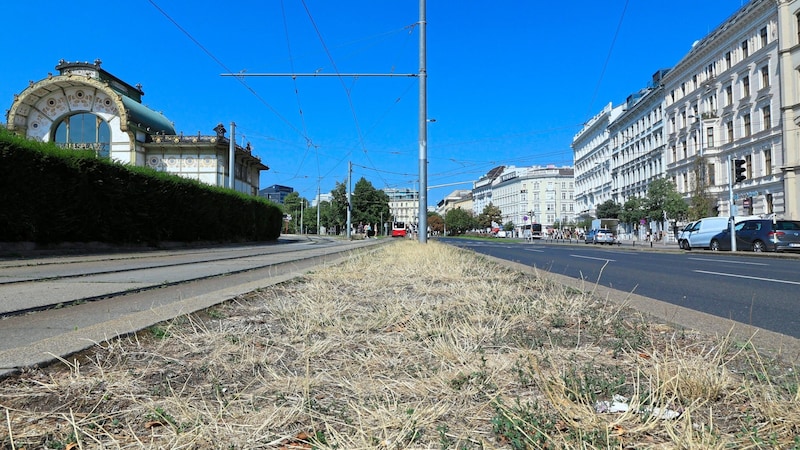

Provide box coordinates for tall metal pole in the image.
[316,183,321,235]
[229,122,236,190]
[346,161,352,240]
[728,157,737,251]
[417,0,428,243]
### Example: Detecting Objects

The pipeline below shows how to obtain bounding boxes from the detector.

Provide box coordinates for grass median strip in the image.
[1,240,798,449]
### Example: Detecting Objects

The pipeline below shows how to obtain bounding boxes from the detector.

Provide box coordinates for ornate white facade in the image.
[662,0,782,218]
[777,0,800,220]
[384,188,419,225]
[477,165,575,233]
[6,60,267,196]
[573,102,624,217]
[575,0,799,221]
[609,73,667,206]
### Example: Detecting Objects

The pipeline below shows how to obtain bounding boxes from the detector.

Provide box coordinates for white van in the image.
[677,221,697,249]
[681,217,732,250]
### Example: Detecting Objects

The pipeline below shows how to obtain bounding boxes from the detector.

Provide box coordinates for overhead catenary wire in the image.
[147,0,309,142]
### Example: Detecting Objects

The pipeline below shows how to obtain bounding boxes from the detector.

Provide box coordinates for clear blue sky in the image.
[1,0,748,207]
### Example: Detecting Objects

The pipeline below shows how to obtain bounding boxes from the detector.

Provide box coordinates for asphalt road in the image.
[439,238,800,339]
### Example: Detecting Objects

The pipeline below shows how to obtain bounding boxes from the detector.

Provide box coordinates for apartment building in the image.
[777,0,800,219]
[662,0,782,218]
[573,102,625,217]
[608,71,667,206]
[483,165,575,234]
[384,188,419,226]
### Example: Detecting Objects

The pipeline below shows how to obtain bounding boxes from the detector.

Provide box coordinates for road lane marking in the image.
[688,257,768,266]
[694,270,800,285]
[525,248,545,253]
[571,255,616,262]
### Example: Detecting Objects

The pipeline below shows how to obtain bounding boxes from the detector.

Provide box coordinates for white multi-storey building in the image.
[573,102,625,217]
[481,165,574,234]
[471,166,505,217]
[777,0,800,219]
[609,71,667,206]
[663,0,783,218]
[384,188,419,226]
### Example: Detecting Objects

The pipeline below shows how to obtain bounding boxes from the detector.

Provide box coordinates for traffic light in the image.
[734,159,746,183]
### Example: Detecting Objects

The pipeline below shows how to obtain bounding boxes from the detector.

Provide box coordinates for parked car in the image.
[709,219,800,252]
[595,229,616,244]
[679,217,733,250]
[584,229,597,244]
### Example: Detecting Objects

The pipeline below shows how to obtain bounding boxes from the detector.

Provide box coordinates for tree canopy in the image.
[445,207,475,235]
[596,200,621,219]
[477,203,503,229]
[351,177,390,227]
[645,178,688,223]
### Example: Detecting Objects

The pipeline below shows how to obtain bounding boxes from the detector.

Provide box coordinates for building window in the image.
[708,163,716,186]
[797,13,800,44]
[762,106,771,131]
[727,121,734,142]
[742,76,750,98]
[725,51,732,70]
[764,148,772,176]
[742,39,749,59]
[707,127,714,148]
[745,154,753,179]
[53,112,111,158]
[760,26,768,48]
[726,85,733,105]
[744,114,751,137]
[766,193,774,213]
[761,66,769,89]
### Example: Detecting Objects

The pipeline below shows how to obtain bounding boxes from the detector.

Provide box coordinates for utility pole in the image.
[346,161,352,240]
[229,122,235,190]
[728,156,736,251]
[417,0,428,244]
[316,183,321,235]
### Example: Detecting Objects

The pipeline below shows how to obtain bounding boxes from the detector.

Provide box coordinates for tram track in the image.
[0,236,387,377]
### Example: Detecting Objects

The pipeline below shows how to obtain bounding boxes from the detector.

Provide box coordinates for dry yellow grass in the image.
[1,240,798,449]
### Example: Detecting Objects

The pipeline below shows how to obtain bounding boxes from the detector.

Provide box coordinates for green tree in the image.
[351,177,390,228]
[477,203,503,229]
[329,181,348,234]
[503,221,515,232]
[596,200,621,219]
[282,192,308,234]
[645,178,688,229]
[445,207,475,235]
[619,197,647,227]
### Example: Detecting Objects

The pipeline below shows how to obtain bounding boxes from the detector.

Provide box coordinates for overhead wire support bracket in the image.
[221,73,418,77]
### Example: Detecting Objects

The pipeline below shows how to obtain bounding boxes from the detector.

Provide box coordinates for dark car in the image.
[709,219,800,252]
[584,229,597,244]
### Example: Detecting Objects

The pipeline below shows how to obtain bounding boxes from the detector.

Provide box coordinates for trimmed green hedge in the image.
[0,129,282,244]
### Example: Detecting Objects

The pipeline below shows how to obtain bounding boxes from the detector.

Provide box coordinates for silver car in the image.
[593,229,616,245]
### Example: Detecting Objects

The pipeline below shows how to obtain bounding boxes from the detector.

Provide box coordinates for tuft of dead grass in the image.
[1,240,799,449]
